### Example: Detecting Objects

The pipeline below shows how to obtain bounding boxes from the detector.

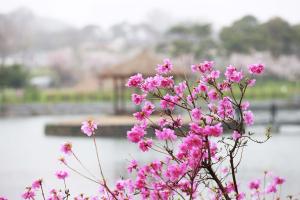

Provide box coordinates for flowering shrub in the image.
[3,60,299,200]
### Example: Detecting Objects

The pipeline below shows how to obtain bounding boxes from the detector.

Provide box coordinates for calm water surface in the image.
[0,115,300,199]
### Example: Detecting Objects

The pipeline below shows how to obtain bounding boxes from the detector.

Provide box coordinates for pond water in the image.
[0,114,300,199]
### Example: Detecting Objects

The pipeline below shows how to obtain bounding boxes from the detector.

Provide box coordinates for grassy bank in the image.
[0,80,299,104]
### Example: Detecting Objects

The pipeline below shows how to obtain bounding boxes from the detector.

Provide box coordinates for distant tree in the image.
[157,23,216,58]
[292,24,300,58]
[220,15,266,55]
[260,17,294,57]
[0,15,18,65]
[220,15,298,58]
[0,64,28,88]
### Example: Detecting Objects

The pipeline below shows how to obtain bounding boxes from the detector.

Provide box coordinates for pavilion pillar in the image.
[120,77,126,113]
[113,78,119,114]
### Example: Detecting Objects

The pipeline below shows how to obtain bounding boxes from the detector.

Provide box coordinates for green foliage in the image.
[0,64,28,88]
[260,17,294,57]
[23,86,42,102]
[158,23,217,58]
[1,80,299,104]
[291,24,300,57]
[220,15,300,58]
[160,15,300,59]
[220,15,267,55]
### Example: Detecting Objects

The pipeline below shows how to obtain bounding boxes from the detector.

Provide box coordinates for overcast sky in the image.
[0,0,300,29]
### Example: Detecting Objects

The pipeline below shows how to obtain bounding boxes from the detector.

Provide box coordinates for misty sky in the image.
[0,0,300,29]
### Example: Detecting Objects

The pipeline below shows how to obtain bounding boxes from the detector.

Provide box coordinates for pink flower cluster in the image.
[248,63,265,75]
[81,120,98,136]
[15,59,292,200]
[117,59,270,199]
[20,179,42,200]
[55,170,68,180]
[248,173,285,199]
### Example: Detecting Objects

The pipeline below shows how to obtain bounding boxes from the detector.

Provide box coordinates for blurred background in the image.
[0,0,300,199]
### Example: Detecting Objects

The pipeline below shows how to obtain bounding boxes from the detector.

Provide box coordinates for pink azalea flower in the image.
[126,73,143,87]
[81,120,97,136]
[191,108,202,121]
[158,117,168,128]
[189,122,205,135]
[232,130,241,140]
[205,123,223,137]
[217,97,234,118]
[265,183,277,193]
[191,61,213,73]
[160,94,178,110]
[207,89,219,101]
[115,180,126,191]
[159,76,174,88]
[21,190,35,199]
[172,115,183,128]
[248,179,261,190]
[0,197,8,200]
[127,124,146,143]
[248,63,264,75]
[48,189,63,200]
[241,101,250,110]
[156,59,173,74]
[142,101,155,114]
[138,139,153,152]
[131,93,146,105]
[247,79,256,87]
[133,111,147,121]
[127,160,138,173]
[243,110,254,125]
[210,70,220,79]
[183,134,203,147]
[225,182,235,193]
[218,81,231,91]
[237,192,246,200]
[225,65,244,83]
[165,163,187,181]
[174,81,187,97]
[141,76,161,93]
[155,128,177,140]
[55,170,68,180]
[31,179,42,189]
[273,176,285,185]
[60,142,72,155]
[199,83,208,92]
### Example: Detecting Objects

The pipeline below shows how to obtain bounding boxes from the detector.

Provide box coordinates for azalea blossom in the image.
[55,170,69,180]
[14,59,290,200]
[243,110,254,125]
[191,108,202,121]
[60,142,72,155]
[156,58,173,74]
[126,73,143,87]
[232,130,241,140]
[21,190,35,200]
[138,139,153,152]
[248,63,265,75]
[191,61,213,73]
[249,179,261,190]
[31,179,42,189]
[81,120,98,136]
[155,128,177,140]
[131,93,146,105]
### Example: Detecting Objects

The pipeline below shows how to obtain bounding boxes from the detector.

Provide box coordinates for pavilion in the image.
[98,50,191,114]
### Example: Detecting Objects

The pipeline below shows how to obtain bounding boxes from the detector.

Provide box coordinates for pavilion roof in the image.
[99,50,190,78]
